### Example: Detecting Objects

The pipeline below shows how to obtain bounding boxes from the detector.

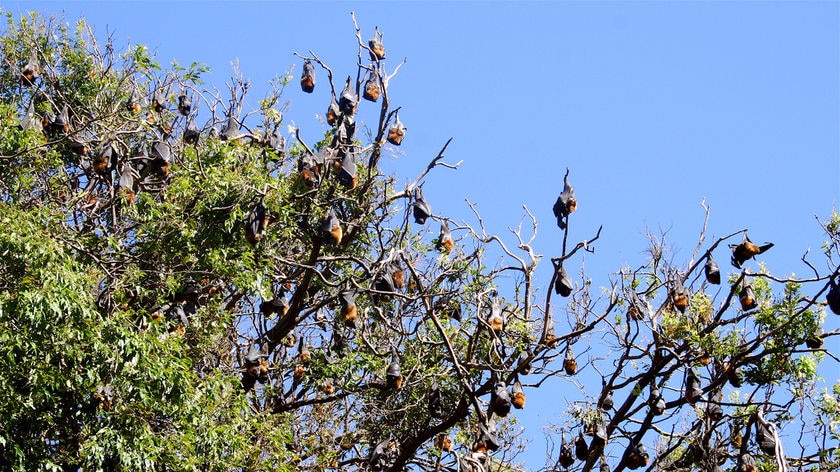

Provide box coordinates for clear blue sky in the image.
[4,1,838,469]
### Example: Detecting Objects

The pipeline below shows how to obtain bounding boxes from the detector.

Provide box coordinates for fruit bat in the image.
[326,96,340,127]
[487,294,505,333]
[363,74,381,102]
[626,443,649,470]
[220,115,239,142]
[242,344,268,391]
[511,379,525,409]
[434,434,452,452]
[152,88,167,113]
[412,187,431,224]
[558,435,575,468]
[177,94,191,116]
[387,114,406,146]
[372,272,395,304]
[517,350,532,375]
[730,233,773,269]
[738,453,756,472]
[244,198,268,245]
[298,153,321,189]
[591,419,608,447]
[386,356,403,390]
[806,327,824,349]
[554,264,573,297]
[268,126,285,156]
[598,381,613,411]
[827,277,840,315]
[429,381,443,417]
[94,384,113,411]
[118,164,136,204]
[323,378,335,394]
[574,432,588,461]
[729,366,744,388]
[183,116,200,145]
[552,168,577,230]
[564,346,577,375]
[599,456,610,472]
[730,419,744,448]
[705,256,721,285]
[706,387,723,421]
[93,142,118,177]
[321,208,343,245]
[337,151,358,189]
[51,105,70,135]
[437,220,454,253]
[739,281,757,311]
[685,372,702,404]
[338,76,357,115]
[126,90,142,113]
[649,386,666,415]
[150,141,172,178]
[338,289,358,327]
[755,419,776,456]
[21,51,39,84]
[369,34,386,60]
[300,60,315,93]
[490,381,511,418]
[543,314,559,347]
[474,420,500,452]
[670,283,690,313]
[386,260,404,289]
[20,100,41,132]
[259,293,289,317]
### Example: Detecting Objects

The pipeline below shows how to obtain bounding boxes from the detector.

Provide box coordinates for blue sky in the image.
[4,1,839,469]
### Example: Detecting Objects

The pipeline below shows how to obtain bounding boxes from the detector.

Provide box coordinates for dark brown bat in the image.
[625,443,649,470]
[220,115,239,142]
[300,60,315,93]
[490,381,511,418]
[21,51,39,84]
[706,387,723,421]
[386,357,403,390]
[428,381,443,417]
[183,116,200,145]
[598,380,613,411]
[554,264,573,297]
[338,76,357,115]
[150,141,172,178]
[738,453,756,472]
[363,74,380,102]
[337,152,358,189]
[558,435,575,468]
[321,208,342,245]
[685,371,702,404]
[177,93,191,116]
[670,283,690,313]
[369,33,386,60]
[387,115,406,146]
[126,90,142,113]
[552,168,577,230]
[755,418,776,456]
[649,386,666,415]
[244,198,268,245]
[564,346,577,375]
[705,255,721,284]
[511,379,525,409]
[326,97,340,127]
[739,280,757,311]
[574,432,588,461]
[412,187,431,224]
[436,220,454,253]
[487,294,504,333]
[118,163,136,204]
[730,233,773,269]
[152,88,167,113]
[806,327,824,349]
[827,276,840,315]
[92,143,117,177]
[338,289,357,327]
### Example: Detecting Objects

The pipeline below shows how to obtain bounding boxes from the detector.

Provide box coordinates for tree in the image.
[0,10,837,472]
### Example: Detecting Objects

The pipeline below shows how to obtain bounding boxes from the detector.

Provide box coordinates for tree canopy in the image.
[0,10,837,472]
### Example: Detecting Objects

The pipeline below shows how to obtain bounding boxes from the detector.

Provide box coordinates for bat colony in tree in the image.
[0,10,838,472]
